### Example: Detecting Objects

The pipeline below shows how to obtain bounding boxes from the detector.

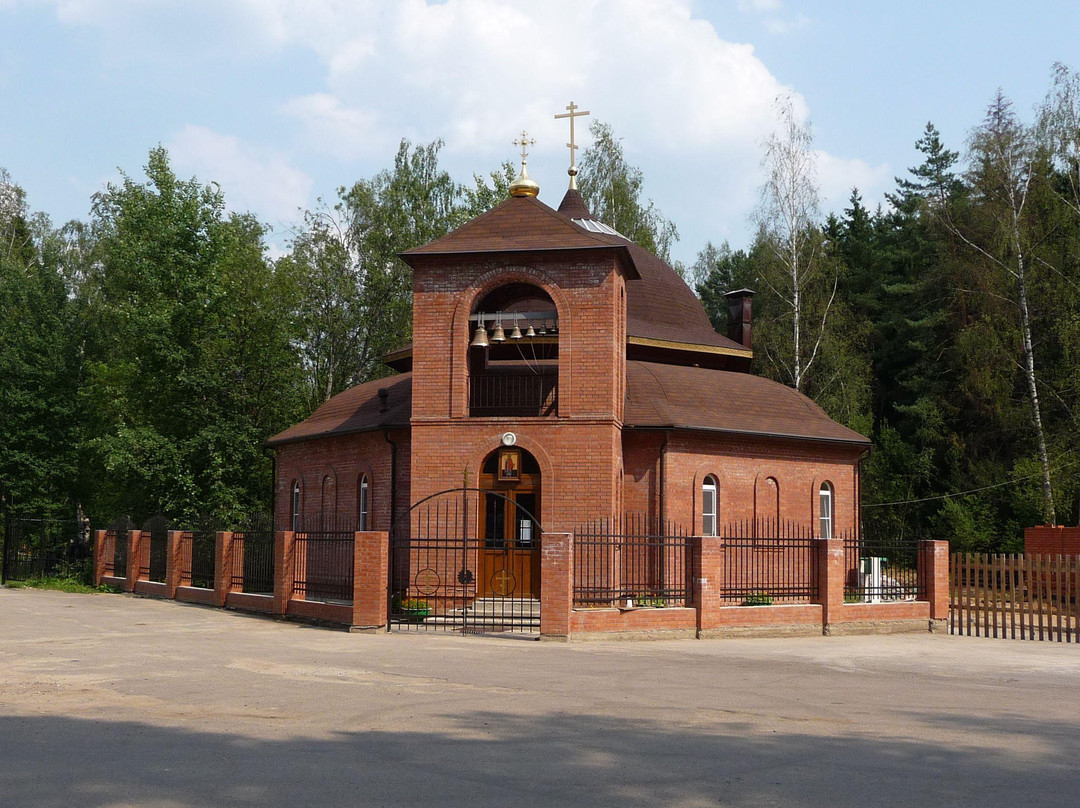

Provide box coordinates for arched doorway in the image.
[479,446,541,597]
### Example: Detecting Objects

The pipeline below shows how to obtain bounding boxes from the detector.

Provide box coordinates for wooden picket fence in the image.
[950,553,1080,642]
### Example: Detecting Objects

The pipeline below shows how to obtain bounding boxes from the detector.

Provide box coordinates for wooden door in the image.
[479,488,541,598]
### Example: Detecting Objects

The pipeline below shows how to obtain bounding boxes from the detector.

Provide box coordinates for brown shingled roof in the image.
[624,361,870,445]
[400,194,635,264]
[266,374,412,446]
[399,188,746,367]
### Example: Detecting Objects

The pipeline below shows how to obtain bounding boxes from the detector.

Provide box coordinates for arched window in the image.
[358,474,370,530]
[290,481,301,532]
[765,477,779,528]
[819,482,834,539]
[702,475,718,537]
[321,474,335,529]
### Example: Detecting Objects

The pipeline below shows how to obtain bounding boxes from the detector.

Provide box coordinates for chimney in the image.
[378,387,389,414]
[724,288,755,350]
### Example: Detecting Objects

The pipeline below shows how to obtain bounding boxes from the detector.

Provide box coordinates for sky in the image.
[2,0,1078,267]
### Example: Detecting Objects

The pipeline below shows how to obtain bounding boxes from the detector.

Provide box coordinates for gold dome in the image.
[509,164,540,198]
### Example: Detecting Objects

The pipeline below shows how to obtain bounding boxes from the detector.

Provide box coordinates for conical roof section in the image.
[555,189,748,360]
[399,193,635,269]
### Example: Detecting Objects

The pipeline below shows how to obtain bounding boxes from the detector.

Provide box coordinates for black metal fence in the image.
[845,534,923,602]
[573,515,692,607]
[293,530,353,601]
[2,515,92,584]
[716,520,822,604]
[179,523,217,589]
[232,516,275,595]
[110,516,132,579]
[140,515,170,584]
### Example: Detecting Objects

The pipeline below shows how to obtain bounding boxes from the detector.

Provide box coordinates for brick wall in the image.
[1024,525,1080,555]
[274,428,411,533]
[623,430,864,535]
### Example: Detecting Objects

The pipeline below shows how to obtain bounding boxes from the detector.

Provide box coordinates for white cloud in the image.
[280,94,390,161]
[167,125,313,226]
[24,0,870,259]
[814,151,891,213]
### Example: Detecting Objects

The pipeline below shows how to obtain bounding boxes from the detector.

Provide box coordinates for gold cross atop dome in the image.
[513,130,536,164]
[508,130,540,198]
[554,101,590,190]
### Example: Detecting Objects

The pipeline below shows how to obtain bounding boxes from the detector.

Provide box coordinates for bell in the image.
[509,320,523,339]
[471,322,489,348]
[491,321,506,342]
[524,322,536,338]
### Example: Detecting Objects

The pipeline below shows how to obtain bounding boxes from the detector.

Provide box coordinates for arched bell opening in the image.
[468,283,559,417]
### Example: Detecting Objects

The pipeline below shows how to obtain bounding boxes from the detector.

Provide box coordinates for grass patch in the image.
[4,576,119,594]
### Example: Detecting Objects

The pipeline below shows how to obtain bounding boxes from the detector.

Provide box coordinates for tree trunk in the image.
[1014,224,1056,524]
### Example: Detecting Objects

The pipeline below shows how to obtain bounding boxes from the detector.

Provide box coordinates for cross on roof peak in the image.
[554,101,590,190]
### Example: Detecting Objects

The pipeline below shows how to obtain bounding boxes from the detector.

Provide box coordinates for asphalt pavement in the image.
[2,586,1079,807]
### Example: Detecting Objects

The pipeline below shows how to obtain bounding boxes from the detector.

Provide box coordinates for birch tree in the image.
[754,95,837,392]
[946,91,1056,524]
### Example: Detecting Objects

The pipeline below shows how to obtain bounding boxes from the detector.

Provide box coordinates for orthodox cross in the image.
[512,130,536,170]
[554,101,590,182]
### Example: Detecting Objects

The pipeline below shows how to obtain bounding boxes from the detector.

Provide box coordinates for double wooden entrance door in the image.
[479,479,540,598]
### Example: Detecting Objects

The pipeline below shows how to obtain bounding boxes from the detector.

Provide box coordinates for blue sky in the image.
[2,0,1078,266]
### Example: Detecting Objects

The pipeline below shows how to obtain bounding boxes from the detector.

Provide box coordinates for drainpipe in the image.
[383,429,398,537]
[267,448,277,530]
[659,431,670,530]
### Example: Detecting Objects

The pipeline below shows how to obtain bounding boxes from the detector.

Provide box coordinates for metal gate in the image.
[389,488,542,634]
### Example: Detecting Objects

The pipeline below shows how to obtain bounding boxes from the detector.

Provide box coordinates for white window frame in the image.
[702,476,718,537]
[819,482,833,539]
[358,475,370,531]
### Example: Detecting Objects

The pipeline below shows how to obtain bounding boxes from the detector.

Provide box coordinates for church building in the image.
[267,113,870,607]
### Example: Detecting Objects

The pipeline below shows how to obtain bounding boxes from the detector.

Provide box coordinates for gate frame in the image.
[387,486,545,633]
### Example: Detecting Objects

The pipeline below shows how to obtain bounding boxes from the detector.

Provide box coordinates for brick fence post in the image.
[693,535,727,636]
[214,531,234,608]
[818,537,844,635]
[123,529,138,592]
[129,530,145,588]
[919,540,950,626]
[540,532,572,641]
[273,531,295,616]
[165,530,183,598]
[352,531,389,631]
[93,529,107,586]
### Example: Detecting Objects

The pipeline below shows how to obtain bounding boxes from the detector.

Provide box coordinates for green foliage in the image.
[0,170,83,517]
[81,147,302,523]
[741,592,773,606]
[578,121,679,262]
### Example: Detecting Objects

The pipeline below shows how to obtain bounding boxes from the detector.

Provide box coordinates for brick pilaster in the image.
[129,530,145,586]
[693,535,728,633]
[540,532,572,640]
[273,531,295,616]
[818,537,844,634]
[214,531,234,607]
[124,529,138,592]
[92,529,107,586]
[352,531,389,630]
[165,530,183,598]
[919,540,950,620]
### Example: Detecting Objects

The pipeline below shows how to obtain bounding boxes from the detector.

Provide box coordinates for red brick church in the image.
[268,129,870,599]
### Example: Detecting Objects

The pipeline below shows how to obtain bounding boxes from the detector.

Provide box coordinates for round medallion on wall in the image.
[501,432,517,446]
